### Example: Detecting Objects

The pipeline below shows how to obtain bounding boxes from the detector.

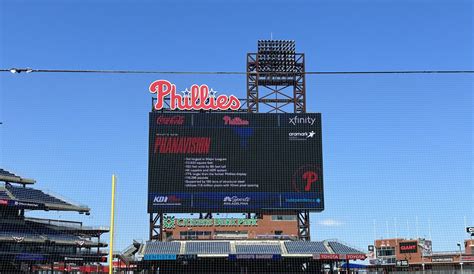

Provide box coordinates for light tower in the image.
[247,40,311,240]
[247,40,306,113]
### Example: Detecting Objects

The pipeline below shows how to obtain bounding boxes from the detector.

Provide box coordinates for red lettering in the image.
[153,137,210,154]
[149,80,241,111]
[156,116,185,125]
[149,80,174,110]
[303,171,318,191]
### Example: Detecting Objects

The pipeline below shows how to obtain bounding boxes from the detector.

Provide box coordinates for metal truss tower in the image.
[247,40,306,113]
[247,40,310,240]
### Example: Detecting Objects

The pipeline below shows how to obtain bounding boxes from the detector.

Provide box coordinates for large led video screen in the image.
[148,112,324,212]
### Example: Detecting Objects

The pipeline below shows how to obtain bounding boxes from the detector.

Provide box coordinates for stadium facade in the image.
[367,237,474,272]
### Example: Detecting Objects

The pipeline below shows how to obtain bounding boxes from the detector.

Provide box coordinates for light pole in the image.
[457,242,463,274]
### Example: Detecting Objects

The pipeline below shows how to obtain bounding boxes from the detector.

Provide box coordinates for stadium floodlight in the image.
[257,40,296,73]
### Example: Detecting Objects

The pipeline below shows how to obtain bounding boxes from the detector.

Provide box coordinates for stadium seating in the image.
[144,241,181,254]
[185,241,231,254]
[0,190,10,199]
[235,244,281,254]
[6,185,69,206]
[284,241,329,254]
[328,241,362,254]
[27,221,84,242]
[0,220,93,244]
[0,169,18,177]
[0,222,40,240]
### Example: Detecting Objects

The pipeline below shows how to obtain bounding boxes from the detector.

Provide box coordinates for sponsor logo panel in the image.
[399,241,418,253]
[288,115,319,126]
[193,192,280,209]
[282,193,323,209]
[144,254,177,261]
[223,116,249,126]
[345,254,366,260]
[156,115,186,126]
[288,131,316,141]
[229,254,281,260]
[149,193,192,208]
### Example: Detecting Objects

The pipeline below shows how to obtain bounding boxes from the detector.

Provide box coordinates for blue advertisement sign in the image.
[144,254,177,261]
[148,193,192,212]
[15,253,45,261]
[281,192,322,209]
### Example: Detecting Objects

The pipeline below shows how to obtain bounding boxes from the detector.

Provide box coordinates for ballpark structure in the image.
[135,41,365,273]
[0,168,108,272]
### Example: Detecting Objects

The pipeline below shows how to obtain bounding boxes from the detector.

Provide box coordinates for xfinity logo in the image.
[289,116,317,126]
[223,196,251,206]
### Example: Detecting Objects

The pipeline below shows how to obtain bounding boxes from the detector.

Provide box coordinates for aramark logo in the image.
[289,116,317,126]
[223,196,251,206]
[289,131,316,141]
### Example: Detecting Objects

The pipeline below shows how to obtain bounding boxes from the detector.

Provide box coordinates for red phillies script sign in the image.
[399,241,418,253]
[223,116,249,126]
[149,80,241,111]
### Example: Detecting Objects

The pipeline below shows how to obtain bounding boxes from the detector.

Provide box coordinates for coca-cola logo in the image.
[223,116,249,126]
[157,115,185,125]
[149,80,241,111]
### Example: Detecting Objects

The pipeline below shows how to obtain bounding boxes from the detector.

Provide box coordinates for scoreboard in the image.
[148,112,324,213]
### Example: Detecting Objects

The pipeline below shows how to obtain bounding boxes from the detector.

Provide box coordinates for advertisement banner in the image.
[148,113,324,212]
[399,241,418,254]
[419,239,432,257]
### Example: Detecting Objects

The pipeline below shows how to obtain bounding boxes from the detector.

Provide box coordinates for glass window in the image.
[272,215,297,221]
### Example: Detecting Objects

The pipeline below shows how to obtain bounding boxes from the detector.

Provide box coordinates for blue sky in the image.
[0,0,472,252]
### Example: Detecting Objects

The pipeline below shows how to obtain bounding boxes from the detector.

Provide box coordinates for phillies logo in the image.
[302,171,318,191]
[149,80,241,111]
[223,116,249,126]
[292,165,320,192]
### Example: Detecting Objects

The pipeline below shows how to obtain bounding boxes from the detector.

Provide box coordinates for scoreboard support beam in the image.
[298,210,311,241]
[149,213,163,241]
